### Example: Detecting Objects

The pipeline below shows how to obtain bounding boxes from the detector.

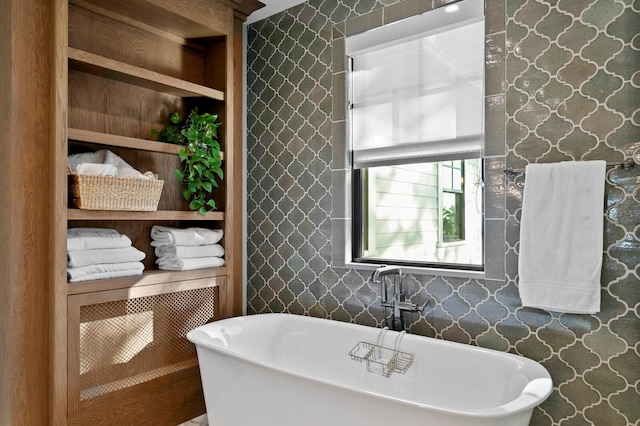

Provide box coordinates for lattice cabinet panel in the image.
[67,277,225,416]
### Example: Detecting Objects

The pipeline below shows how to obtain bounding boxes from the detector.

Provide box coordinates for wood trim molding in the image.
[227,0,266,19]
[51,0,69,422]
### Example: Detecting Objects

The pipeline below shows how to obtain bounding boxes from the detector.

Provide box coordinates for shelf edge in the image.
[69,128,181,154]
[67,267,228,295]
[67,209,225,221]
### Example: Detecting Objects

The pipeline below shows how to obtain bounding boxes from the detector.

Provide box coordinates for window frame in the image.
[346,0,486,275]
[351,161,484,272]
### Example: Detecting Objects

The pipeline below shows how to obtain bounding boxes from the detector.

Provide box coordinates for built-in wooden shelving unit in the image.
[56,0,263,424]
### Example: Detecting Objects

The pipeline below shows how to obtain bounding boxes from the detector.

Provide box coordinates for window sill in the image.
[344,261,485,280]
[437,240,467,248]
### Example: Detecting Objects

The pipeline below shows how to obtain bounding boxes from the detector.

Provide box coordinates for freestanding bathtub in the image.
[187,313,552,426]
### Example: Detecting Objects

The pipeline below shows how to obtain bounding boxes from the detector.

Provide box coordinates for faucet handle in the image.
[397,299,429,313]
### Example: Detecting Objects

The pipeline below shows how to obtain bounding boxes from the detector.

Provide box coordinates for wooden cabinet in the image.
[58,0,262,424]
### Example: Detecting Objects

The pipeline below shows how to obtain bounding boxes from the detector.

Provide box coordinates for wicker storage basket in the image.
[69,173,164,211]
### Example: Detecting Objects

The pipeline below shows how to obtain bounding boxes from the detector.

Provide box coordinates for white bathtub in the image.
[187,313,552,426]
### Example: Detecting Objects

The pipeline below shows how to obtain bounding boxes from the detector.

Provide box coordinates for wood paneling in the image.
[0,0,55,424]
[67,367,205,426]
[68,70,186,139]
[69,3,207,85]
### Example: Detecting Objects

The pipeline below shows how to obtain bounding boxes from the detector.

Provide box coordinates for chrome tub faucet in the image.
[370,265,426,331]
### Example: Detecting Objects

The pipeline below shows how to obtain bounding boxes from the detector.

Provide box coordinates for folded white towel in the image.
[102,150,140,178]
[75,163,118,176]
[154,244,225,260]
[518,160,606,314]
[68,227,121,238]
[67,261,144,281]
[68,268,144,283]
[68,150,107,170]
[155,253,225,266]
[150,226,223,247]
[157,257,225,271]
[67,227,132,251]
[68,149,155,180]
[67,246,146,268]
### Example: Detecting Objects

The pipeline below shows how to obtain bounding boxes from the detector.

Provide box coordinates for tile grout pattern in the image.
[246,0,640,425]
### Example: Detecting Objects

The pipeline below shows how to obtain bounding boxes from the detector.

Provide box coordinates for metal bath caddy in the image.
[349,328,414,378]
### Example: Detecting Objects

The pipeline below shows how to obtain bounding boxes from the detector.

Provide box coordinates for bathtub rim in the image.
[188,313,553,420]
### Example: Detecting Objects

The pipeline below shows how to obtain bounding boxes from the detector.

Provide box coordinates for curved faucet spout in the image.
[370,265,403,306]
[370,265,402,283]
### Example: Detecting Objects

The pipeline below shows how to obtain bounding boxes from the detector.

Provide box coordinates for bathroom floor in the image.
[178,414,208,426]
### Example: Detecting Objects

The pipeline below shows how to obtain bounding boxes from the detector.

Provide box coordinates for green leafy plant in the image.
[152,109,223,214]
[442,205,458,237]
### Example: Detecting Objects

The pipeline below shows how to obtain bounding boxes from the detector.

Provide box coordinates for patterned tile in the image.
[246,1,640,425]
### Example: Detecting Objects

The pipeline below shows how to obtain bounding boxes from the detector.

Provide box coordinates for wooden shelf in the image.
[68,47,225,100]
[69,128,181,154]
[67,267,227,295]
[68,209,224,221]
[68,128,225,159]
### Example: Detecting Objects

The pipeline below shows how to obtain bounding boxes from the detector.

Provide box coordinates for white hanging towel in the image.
[518,160,606,314]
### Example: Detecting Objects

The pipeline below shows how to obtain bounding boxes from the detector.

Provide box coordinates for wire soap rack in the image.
[349,327,414,378]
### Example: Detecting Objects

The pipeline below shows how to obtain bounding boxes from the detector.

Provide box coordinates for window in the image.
[441,160,465,242]
[347,0,485,270]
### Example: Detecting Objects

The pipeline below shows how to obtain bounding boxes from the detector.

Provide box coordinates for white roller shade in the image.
[347,0,485,169]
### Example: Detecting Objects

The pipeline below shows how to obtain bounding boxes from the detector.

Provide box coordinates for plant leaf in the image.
[158,107,223,212]
[169,112,182,124]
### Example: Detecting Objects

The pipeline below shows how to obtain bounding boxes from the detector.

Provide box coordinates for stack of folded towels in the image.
[67,228,146,282]
[151,225,225,271]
